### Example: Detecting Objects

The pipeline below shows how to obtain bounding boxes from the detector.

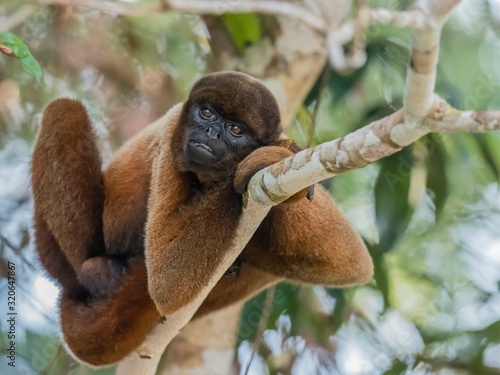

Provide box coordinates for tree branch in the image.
[29,0,462,76]
[401,0,461,145]
[160,302,245,374]
[34,0,326,32]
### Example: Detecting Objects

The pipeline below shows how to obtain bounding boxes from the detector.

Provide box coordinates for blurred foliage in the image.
[221,13,262,53]
[1,0,500,374]
[0,31,43,82]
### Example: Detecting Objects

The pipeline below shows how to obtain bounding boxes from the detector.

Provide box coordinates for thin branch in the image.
[425,96,500,133]
[36,0,161,16]
[401,0,461,145]
[167,0,327,32]
[335,8,430,46]
[347,2,368,70]
[0,42,15,57]
[30,0,457,76]
[244,286,275,375]
[31,0,442,43]
[0,5,38,33]
[34,0,327,32]
[330,7,431,72]
[41,345,63,375]
[308,65,330,147]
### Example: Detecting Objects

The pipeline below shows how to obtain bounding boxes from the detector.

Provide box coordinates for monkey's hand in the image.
[234,146,314,203]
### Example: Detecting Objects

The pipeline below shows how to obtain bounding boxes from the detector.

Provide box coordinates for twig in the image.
[0,234,36,271]
[0,5,38,33]
[330,6,430,72]
[335,8,430,45]
[34,0,327,33]
[32,0,436,42]
[244,285,275,375]
[30,0,454,76]
[425,96,500,133]
[348,2,368,70]
[41,344,63,375]
[0,42,15,57]
[36,0,161,16]
[167,0,327,32]
[308,65,330,147]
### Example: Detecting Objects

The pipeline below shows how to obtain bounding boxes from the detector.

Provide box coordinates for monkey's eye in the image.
[228,124,243,136]
[200,108,215,120]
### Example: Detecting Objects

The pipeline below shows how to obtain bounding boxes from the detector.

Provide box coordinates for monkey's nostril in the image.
[205,127,210,133]
[217,133,221,139]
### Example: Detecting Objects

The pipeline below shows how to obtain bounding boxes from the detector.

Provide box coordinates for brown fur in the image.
[60,261,160,365]
[243,185,373,286]
[31,99,105,281]
[31,72,373,367]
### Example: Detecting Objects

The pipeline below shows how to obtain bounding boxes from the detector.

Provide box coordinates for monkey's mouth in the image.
[192,141,213,154]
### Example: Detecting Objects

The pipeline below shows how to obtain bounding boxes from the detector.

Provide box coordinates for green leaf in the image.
[327,289,348,333]
[305,65,367,106]
[0,31,43,83]
[221,14,262,53]
[473,134,500,180]
[471,344,487,374]
[426,137,448,217]
[383,360,408,375]
[236,283,300,346]
[370,249,391,310]
[374,148,414,252]
[237,290,266,345]
[267,283,300,331]
[483,320,500,343]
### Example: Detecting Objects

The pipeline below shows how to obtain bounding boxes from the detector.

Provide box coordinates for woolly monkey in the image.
[31,71,373,366]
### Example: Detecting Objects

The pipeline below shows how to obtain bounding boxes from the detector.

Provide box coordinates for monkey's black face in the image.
[183,102,260,177]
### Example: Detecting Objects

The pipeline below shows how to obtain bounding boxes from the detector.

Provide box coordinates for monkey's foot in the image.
[79,256,126,299]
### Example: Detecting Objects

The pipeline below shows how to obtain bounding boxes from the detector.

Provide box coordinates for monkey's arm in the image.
[145,149,244,316]
[235,145,373,287]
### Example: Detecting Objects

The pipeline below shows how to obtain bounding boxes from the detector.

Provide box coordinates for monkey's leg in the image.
[59,260,160,367]
[245,185,373,287]
[33,209,82,293]
[31,98,124,297]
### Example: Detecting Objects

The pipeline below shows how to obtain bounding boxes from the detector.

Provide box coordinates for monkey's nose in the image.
[205,127,221,140]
